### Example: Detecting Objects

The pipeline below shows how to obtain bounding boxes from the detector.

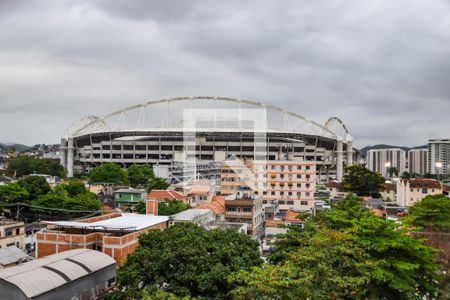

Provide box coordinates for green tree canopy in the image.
[112,223,262,299]
[146,177,169,192]
[0,183,29,204]
[405,194,450,231]
[343,165,385,197]
[7,156,64,177]
[234,194,441,299]
[127,164,155,188]
[387,166,399,177]
[88,163,129,185]
[158,199,191,216]
[61,180,87,197]
[18,176,51,199]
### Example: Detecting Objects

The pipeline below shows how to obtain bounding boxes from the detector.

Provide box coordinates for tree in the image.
[7,156,64,177]
[405,194,450,231]
[230,229,375,300]
[401,171,410,179]
[0,183,29,203]
[88,163,129,185]
[236,194,442,299]
[146,177,169,192]
[342,165,385,198]
[112,223,262,299]
[387,166,399,177]
[18,176,51,199]
[61,180,87,197]
[158,199,191,216]
[127,164,155,188]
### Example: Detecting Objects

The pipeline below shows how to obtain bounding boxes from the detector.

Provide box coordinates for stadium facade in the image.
[61,96,354,182]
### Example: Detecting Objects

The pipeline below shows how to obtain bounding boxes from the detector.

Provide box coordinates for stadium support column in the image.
[60,138,67,168]
[67,138,74,178]
[347,140,353,166]
[336,140,343,182]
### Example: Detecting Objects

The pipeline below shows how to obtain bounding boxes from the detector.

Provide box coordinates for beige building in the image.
[408,148,428,175]
[221,160,316,212]
[0,218,25,250]
[396,178,443,207]
[224,194,263,236]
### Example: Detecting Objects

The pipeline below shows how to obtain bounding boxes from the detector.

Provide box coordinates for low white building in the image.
[169,209,215,226]
[396,178,443,207]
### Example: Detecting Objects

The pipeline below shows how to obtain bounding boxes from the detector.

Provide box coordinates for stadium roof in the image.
[65,96,352,142]
[0,249,115,299]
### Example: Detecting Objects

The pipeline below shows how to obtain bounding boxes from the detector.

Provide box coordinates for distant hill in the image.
[359,144,410,159]
[0,143,31,154]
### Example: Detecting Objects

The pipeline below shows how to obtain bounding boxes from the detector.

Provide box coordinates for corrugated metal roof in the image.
[0,249,115,298]
[0,246,28,266]
[47,213,169,231]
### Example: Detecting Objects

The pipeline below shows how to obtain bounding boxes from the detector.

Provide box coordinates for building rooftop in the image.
[0,249,115,299]
[400,178,442,189]
[0,217,24,226]
[148,189,185,201]
[170,209,212,221]
[197,196,225,214]
[0,176,13,183]
[114,188,146,194]
[0,246,29,266]
[47,213,168,231]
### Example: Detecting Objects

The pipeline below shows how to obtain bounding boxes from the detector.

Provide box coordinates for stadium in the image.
[60,96,354,182]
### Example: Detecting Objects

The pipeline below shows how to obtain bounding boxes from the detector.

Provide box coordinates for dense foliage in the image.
[18,176,51,199]
[31,181,101,214]
[89,163,129,185]
[7,156,64,177]
[405,194,450,231]
[343,165,385,197]
[146,176,170,192]
[0,183,29,203]
[231,194,442,299]
[111,223,262,299]
[127,164,155,188]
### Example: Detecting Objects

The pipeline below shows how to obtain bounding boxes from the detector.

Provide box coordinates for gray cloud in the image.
[0,0,449,148]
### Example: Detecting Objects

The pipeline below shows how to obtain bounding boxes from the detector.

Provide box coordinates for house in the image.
[148,189,187,203]
[203,221,247,234]
[0,217,25,250]
[196,195,226,220]
[0,249,115,300]
[0,246,30,269]
[113,188,147,209]
[36,212,168,265]
[396,178,443,207]
[325,181,347,199]
[381,183,397,202]
[169,209,215,226]
[285,209,304,227]
[224,193,264,236]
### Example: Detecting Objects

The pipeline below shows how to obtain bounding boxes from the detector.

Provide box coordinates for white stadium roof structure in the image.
[61,96,354,181]
[65,96,350,141]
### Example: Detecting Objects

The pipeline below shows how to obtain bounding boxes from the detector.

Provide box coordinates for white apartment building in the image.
[367,148,407,177]
[408,147,428,175]
[396,178,443,207]
[221,160,316,212]
[428,139,450,176]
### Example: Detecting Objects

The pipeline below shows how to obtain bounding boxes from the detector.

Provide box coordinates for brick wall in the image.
[36,221,167,265]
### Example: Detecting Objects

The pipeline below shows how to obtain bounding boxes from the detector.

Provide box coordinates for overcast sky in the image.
[1,0,449,148]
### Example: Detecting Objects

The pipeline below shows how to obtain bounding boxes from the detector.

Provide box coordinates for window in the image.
[278,200,285,205]
[243,207,252,212]
[422,188,427,194]
[287,200,294,205]
[306,165,310,170]
[301,200,308,206]
[16,228,20,235]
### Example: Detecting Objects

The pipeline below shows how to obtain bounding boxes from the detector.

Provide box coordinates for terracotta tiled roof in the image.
[326,181,343,190]
[148,190,186,201]
[197,196,225,214]
[372,208,385,217]
[285,210,302,223]
[265,220,283,227]
[401,178,442,189]
[443,185,450,192]
[384,183,397,191]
